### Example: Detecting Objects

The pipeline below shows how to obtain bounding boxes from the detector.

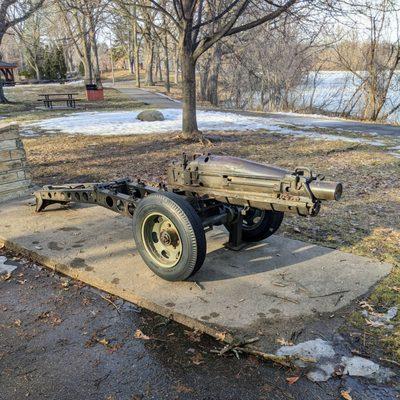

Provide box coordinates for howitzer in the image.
[35,154,342,281]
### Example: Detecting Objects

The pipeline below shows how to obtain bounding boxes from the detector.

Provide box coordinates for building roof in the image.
[0,61,17,69]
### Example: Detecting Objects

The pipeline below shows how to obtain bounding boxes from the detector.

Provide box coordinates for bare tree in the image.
[333,0,400,121]
[130,0,298,139]
[0,0,45,102]
[56,0,107,86]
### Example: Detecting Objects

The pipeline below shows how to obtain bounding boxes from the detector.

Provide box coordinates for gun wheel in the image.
[226,208,284,243]
[141,213,183,268]
[133,192,206,281]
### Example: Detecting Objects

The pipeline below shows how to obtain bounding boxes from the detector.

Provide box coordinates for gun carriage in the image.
[35,154,342,281]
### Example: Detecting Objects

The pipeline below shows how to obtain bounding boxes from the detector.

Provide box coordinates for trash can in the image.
[86,83,104,101]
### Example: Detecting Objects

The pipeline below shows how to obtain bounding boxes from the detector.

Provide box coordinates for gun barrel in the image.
[309,181,343,201]
[167,154,342,216]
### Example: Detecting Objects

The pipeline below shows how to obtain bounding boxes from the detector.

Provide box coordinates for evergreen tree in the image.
[41,44,67,80]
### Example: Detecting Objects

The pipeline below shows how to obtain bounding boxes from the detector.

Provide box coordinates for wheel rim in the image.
[242,209,265,231]
[141,212,183,268]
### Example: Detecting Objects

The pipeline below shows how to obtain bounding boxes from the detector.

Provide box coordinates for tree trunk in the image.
[155,48,163,81]
[198,57,210,101]
[34,64,41,81]
[144,38,154,85]
[174,43,179,84]
[0,81,9,104]
[81,19,93,85]
[0,29,9,103]
[158,55,163,81]
[207,44,222,106]
[163,33,170,92]
[88,17,102,88]
[128,30,134,74]
[133,6,140,88]
[181,45,200,138]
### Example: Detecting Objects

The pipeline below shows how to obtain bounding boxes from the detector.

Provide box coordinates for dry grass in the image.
[23,130,400,264]
[23,130,400,359]
[0,85,145,124]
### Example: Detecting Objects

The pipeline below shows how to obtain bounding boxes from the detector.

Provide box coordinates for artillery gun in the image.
[35,154,342,281]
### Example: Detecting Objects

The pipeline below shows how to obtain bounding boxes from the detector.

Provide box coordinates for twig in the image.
[308,290,350,299]
[235,346,316,368]
[334,294,344,306]
[100,294,120,314]
[263,293,299,304]
[272,282,287,287]
[379,357,400,368]
[219,336,260,355]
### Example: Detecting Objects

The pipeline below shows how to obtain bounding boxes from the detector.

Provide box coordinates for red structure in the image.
[0,61,17,86]
[85,83,104,101]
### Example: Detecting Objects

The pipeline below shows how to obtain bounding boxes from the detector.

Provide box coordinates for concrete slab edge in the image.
[0,235,235,344]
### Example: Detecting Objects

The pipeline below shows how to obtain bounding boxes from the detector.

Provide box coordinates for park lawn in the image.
[0,84,146,124]
[22,129,400,361]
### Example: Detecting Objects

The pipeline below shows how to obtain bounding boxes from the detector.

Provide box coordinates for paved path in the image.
[110,82,400,137]
[251,111,400,137]
[108,82,180,108]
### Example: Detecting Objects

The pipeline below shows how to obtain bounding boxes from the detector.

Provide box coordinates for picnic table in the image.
[38,93,79,109]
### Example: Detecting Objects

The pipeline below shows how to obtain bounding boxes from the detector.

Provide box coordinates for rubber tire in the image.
[132,192,206,281]
[225,209,284,243]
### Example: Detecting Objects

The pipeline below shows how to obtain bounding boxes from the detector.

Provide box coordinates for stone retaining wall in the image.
[0,124,31,202]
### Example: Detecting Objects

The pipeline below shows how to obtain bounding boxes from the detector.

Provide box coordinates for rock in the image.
[385,306,397,321]
[307,363,335,382]
[0,256,18,275]
[362,306,398,328]
[136,110,165,122]
[276,339,335,361]
[342,356,380,377]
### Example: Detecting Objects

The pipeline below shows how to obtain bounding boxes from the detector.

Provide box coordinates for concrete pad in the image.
[0,197,392,342]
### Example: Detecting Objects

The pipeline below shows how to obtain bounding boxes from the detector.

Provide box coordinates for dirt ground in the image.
[1,248,398,400]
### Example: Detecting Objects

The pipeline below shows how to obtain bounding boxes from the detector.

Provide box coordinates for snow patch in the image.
[307,363,335,382]
[276,338,335,361]
[0,256,18,275]
[27,109,386,147]
[342,356,380,377]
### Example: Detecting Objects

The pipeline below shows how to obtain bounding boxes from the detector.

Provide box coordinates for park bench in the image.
[38,93,79,109]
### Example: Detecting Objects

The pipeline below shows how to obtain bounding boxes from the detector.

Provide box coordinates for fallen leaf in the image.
[341,390,352,400]
[61,280,71,289]
[174,384,193,393]
[14,319,22,327]
[96,338,110,347]
[365,319,385,328]
[1,272,11,281]
[184,330,202,342]
[51,316,62,326]
[134,329,150,340]
[37,311,50,320]
[276,338,294,346]
[191,353,205,365]
[17,279,27,285]
[359,301,374,312]
[215,331,227,341]
[286,376,300,385]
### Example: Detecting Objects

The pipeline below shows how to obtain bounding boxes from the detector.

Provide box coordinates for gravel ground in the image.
[1,249,399,400]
